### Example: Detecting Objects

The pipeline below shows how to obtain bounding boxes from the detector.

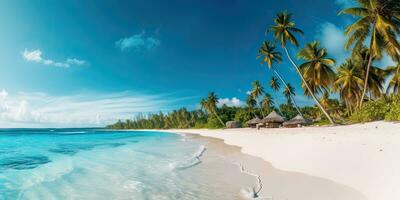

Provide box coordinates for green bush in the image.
[350,99,390,122]
[279,103,297,120]
[234,108,253,127]
[350,95,400,122]
[205,115,224,129]
[385,95,400,121]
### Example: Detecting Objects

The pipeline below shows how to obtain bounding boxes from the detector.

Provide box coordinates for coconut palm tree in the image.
[320,91,330,109]
[352,46,387,99]
[283,83,295,104]
[386,64,400,94]
[250,80,265,116]
[269,11,334,124]
[339,0,400,107]
[261,93,274,113]
[251,80,264,99]
[269,76,281,110]
[297,41,336,96]
[200,98,207,111]
[270,76,281,92]
[333,60,364,114]
[203,92,225,127]
[246,94,257,117]
[257,41,303,117]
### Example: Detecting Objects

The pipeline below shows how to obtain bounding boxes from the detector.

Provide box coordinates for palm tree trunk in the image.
[359,52,373,108]
[272,93,282,114]
[212,109,225,127]
[260,105,265,118]
[272,69,304,118]
[250,108,257,118]
[284,47,335,125]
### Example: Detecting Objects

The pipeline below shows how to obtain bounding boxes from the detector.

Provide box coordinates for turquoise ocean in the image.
[0,129,257,200]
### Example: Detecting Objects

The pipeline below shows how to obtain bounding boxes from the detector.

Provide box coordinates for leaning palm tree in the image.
[204,92,225,127]
[269,11,334,124]
[257,41,303,117]
[297,41,336,96]
[283,83,295,104]
[250,80,265,116]
[339,0,400,107]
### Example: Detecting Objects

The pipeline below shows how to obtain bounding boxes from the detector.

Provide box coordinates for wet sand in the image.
[185,133,367,200]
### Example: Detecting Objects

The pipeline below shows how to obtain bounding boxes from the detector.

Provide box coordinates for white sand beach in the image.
[164,121,400,200]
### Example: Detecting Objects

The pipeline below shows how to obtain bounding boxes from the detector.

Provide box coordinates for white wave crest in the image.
[169,145,206,170]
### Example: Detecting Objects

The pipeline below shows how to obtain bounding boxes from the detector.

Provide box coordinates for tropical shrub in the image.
[350,99,390,122]
[384,95,400,121]
[234,108,253,127]
[205,115,224,129]
[279,103,297,120]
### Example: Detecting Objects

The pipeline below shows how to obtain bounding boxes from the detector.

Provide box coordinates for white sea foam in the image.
[169,145,206,170]
[123,180,143,192]
[58,131,87,134]
[19,157,75,190]
[234,162,272,200]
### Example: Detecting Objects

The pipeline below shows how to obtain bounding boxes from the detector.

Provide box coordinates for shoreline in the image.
[182,133,366,200]
[159,121,400,200]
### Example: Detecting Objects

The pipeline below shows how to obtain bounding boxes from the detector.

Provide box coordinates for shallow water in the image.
[0,129,256,200]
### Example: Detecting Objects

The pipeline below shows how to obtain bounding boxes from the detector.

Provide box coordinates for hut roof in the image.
[262,111,285,123]
[246,117,262,125]
[283,114,310,125]
[226,121,241,128]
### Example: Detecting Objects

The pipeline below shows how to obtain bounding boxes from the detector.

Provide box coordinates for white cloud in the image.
[0,90,190,128]
[23,49,43,62]
[317,22,349,64]
[22,49,86,68]
[115,32,160,51]
[217,97,244,107]
[66,58,86,65]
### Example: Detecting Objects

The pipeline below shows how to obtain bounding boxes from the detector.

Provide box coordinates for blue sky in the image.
[0,0,394,127]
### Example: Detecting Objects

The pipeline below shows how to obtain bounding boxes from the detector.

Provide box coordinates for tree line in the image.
[108,0,400,129]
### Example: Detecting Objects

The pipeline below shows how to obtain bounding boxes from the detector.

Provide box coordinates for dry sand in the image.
[163,121,400,200]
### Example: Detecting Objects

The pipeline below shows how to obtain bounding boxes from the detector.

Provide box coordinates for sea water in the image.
[0,129,258,200]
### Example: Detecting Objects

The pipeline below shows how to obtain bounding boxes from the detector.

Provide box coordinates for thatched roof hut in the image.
[262,111,285,128]
[246,117,262,128]
[226,121,241,129]
[283,114,310,128]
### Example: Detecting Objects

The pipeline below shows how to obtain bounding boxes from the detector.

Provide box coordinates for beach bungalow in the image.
[283,114,310,128]
[262,111,285,128]
[246,117,262,128]
[226,121,241,128]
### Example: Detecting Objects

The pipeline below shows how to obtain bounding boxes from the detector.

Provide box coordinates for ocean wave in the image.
[14,157,75,199]
[56,131,88,134]
[169,145,206,170]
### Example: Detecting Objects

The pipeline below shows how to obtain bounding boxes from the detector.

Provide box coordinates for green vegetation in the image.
[108,0,400,129]
[350,95,400,122]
